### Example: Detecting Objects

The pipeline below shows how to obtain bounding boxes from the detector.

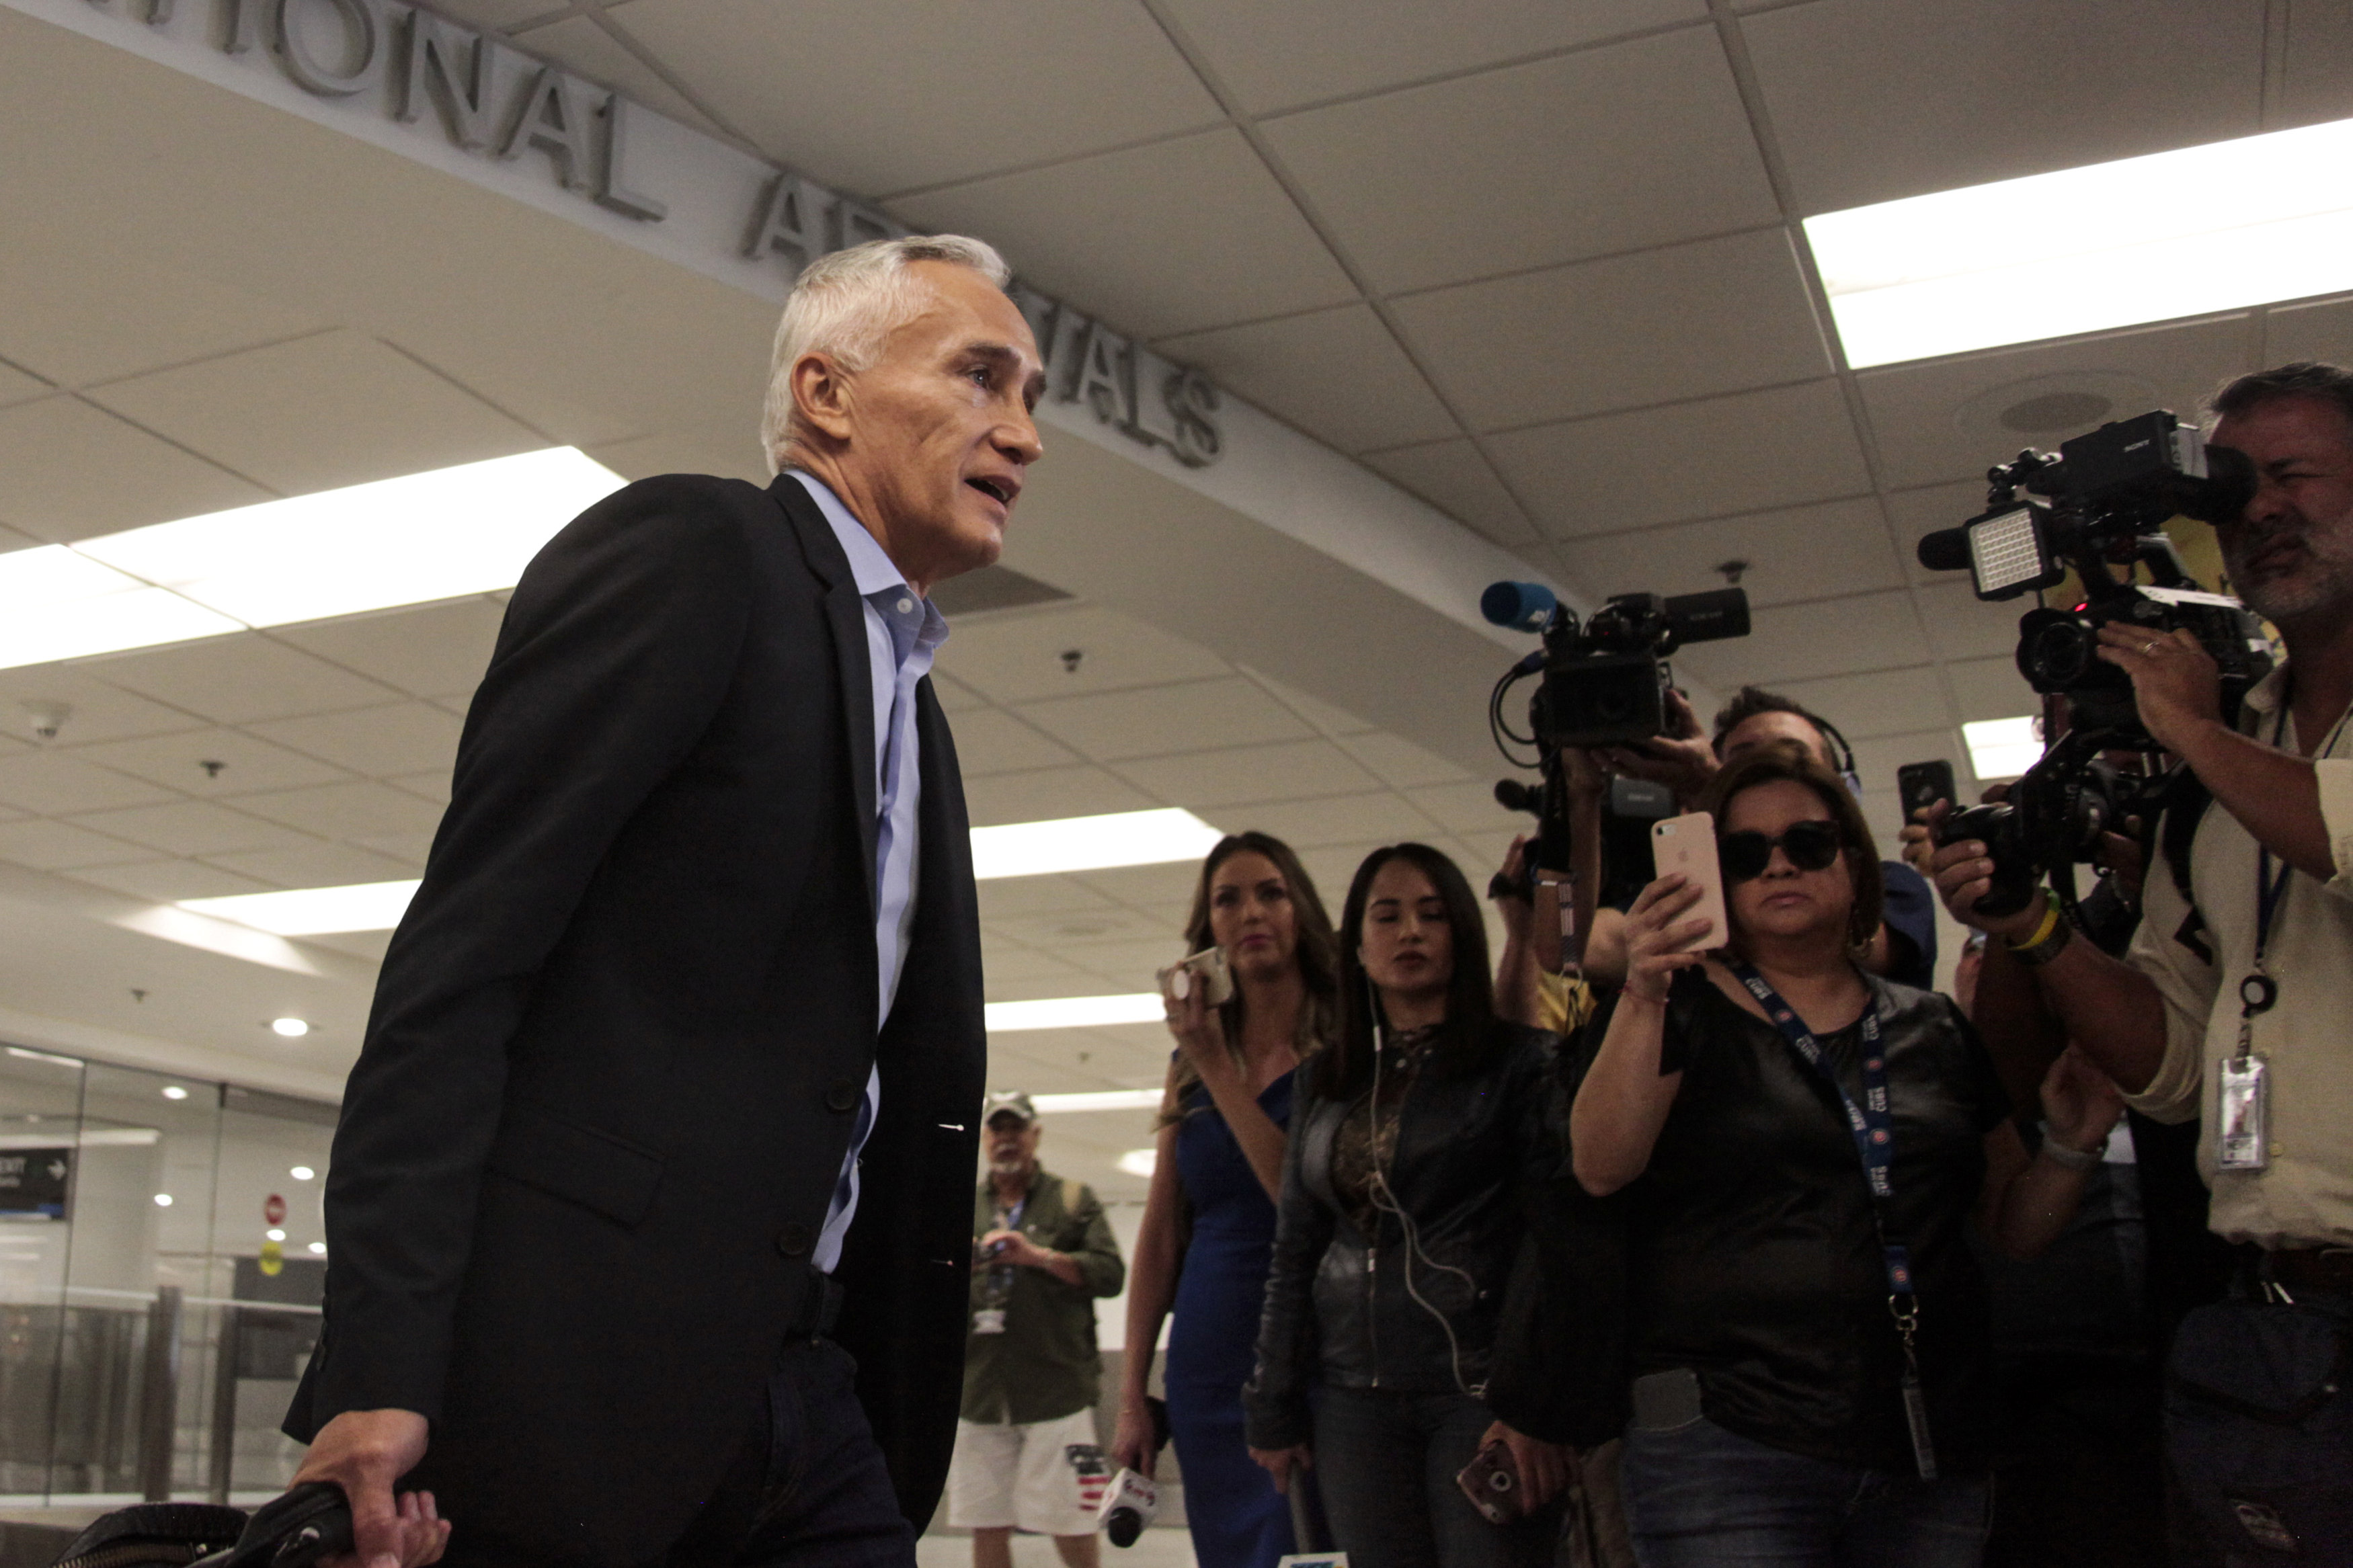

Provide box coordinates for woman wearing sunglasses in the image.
[1570,743,2122,1567]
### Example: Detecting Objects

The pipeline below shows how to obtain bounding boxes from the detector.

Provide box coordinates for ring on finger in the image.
[2142,639,2160,655]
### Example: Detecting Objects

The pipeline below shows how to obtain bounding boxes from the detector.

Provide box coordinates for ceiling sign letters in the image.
[73,0,1226,468]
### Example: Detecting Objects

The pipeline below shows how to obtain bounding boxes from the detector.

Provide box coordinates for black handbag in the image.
[50,1483,352,1568]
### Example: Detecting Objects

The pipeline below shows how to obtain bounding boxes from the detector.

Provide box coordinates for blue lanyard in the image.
[1727,961,1938,1479]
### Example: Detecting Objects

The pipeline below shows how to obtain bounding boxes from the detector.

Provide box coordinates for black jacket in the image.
[282,474,986,1563]
[1244,1021,1560,1448]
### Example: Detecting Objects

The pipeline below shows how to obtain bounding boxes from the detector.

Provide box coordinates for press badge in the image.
[2218,1055,2270,1172]
[972,1308,1007,1335]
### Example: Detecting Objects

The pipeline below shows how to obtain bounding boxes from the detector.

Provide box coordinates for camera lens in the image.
[2020,616,2096,689]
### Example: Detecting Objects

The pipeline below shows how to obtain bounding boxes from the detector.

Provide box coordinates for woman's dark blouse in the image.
[1613,967,2010,1473]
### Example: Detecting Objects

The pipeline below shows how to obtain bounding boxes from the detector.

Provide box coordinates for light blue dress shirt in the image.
[790,470,949,1274]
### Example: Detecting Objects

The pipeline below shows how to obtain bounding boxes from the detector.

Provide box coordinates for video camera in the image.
[1915,409,2275,916]
[1480,581,1748,909]
[1481,581,1750,753]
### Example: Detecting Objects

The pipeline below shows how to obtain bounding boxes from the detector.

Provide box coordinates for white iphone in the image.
[1650,812,1728,953]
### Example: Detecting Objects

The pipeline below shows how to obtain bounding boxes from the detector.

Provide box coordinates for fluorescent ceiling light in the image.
[984,994,1164,1032]
[971,808,1222,880]
[180,879,422,936]
[0,448,624,672]
[1805,115,2353,368]
[1117,1148,1158,1177]
[1963,716,2044,781]
[1033,1089,1164,1114]
[178,806,1226,944]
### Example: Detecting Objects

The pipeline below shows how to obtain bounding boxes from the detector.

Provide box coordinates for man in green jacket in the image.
[948,1092,1127,1568]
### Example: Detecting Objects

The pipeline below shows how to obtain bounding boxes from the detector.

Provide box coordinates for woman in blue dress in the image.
[1111,831,1339,1568]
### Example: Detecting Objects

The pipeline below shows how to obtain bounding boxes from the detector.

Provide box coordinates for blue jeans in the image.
[1312,1385,1558,1568]
[1619,1411,1989,1568]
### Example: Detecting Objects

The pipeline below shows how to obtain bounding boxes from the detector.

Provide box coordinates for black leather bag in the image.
[50,1483,352,1568]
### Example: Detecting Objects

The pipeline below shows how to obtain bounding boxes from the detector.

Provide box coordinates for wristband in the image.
[2005,897,2073,967]
[2037,1139,2101,1171]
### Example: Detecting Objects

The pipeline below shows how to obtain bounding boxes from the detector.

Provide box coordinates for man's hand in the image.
[979,1228,1054,1270]
[1248,1443,1312,1495]
[1599,690,1716,805]
[1478,1419,1573,1512]
[1901,802,2044,943]
[2040,1045,2126,1157]
[291,1408,448,1568]
[2095,624,2223,757]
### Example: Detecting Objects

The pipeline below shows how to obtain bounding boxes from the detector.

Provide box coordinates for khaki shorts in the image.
[945,1409,1109,1537]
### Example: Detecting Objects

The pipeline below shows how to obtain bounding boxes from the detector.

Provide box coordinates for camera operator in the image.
[1577,687,1938,991]
[1911,363,2353,1559]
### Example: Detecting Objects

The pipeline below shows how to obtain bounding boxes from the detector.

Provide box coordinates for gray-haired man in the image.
[285,237,1045,1568]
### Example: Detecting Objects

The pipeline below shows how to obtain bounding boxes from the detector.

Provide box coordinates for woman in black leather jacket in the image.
[1242,841,1564,1568]
[1571,745,2122,1567]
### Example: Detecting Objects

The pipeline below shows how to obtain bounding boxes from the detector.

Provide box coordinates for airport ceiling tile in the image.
[1160,0,1704,116]
[1259,28,1776,296]
[936,606,1231,706]
[0,752,180,817]
[224,780,448,841]
[960,764,1160,829]
[0,817,158,873]
[89,635,405,727]
[1358,438,1539,547]
[85,332,544,500]
[63,800,315,860]
[1488,379,1869,538]
[1156,305,1460,455]
[245,703,470,781]
[1016,677,1312,763]
[1555,496,1903,612]
[272,600,510,703]
[889,129,1359,342]
[1745,0,2266,216]
[0,397,267,544]
[608,0,1222,196]
[66,858,276,903]
[1672,587,1928,687]
[1857,315,2255,492]
[1388,228,1830,433]
[934,708,1082,778]
[1112,737,1380,809]
[1766,665,1958,742]
[61,728,350,798]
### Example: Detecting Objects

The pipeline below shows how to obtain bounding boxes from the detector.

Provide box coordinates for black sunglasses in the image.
[1720,820,1843,882]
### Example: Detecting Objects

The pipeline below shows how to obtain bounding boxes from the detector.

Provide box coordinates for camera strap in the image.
[1727,961,1938,1481]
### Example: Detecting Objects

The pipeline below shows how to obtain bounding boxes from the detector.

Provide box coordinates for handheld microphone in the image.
[1096,1469,1158,1547]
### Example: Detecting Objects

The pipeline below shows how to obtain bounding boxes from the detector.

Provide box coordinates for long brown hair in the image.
[1310,842,1497,1100]
[1162,832,1339,1122]
[1698,743,1884,954]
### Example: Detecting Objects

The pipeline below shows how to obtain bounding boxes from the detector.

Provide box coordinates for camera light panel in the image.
[1965,507,2063,600]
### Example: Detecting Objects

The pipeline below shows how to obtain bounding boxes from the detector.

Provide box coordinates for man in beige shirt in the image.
[1913,362,2353,1560]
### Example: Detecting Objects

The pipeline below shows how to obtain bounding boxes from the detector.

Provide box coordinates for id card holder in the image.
[972,1308,1006,1335]
[2218,1055,2270,1172]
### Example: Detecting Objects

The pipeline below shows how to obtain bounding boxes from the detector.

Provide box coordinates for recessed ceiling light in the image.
[1963,716,2044,782]
[265,1227,286,1242]
[160,1085,188,1101]
[153,1193,172,1207]
[290,1165,315,1181]
[179,809,1228,938]
[0,449,623,673]
[1804,114,2353,368]
[270,1017,312,1038]
[1116,1148,1158,1178]
[970,809,1222,880]
[984,995,1165,1032]
[307,1241,327,1255]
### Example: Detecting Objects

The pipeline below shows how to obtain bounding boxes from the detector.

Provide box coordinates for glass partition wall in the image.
[0,1044,333,1506]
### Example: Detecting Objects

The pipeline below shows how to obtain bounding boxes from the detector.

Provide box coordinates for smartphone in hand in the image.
[1456,1440,1526,1526]
[1651,812,1728,952]
[1897,760,1958,825]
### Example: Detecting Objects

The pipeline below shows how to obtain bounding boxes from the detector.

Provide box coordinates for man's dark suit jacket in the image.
[284,472,987,1564]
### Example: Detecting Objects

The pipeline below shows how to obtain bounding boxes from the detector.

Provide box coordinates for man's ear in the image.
[791,351,856,447]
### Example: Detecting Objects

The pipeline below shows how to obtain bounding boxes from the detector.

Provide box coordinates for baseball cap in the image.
[984,1091,1038,1126]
